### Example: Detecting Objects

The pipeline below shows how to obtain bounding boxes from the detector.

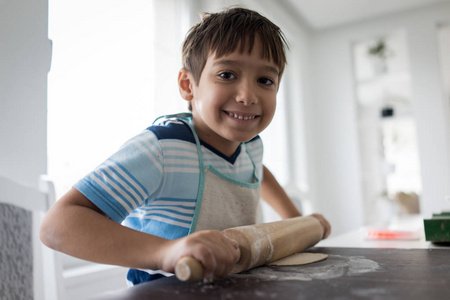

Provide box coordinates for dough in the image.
[268,253,328,266]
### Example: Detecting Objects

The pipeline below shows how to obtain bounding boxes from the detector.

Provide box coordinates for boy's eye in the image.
[257,77,274,86]
[219,72,236,80]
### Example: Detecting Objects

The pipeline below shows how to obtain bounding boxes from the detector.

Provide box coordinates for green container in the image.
[424,212,450,242]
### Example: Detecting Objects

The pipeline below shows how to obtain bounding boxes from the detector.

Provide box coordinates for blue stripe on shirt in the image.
[108,159,149,197]
[91,171,137,212]
[74,179,127,223]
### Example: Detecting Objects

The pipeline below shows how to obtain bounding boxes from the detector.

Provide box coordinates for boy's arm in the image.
[261,165,331,238]
[40,188,239,279]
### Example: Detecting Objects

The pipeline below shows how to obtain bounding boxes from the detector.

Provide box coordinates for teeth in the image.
[228,112,256,120]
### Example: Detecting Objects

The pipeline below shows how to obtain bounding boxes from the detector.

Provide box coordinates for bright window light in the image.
[48,0,185,198]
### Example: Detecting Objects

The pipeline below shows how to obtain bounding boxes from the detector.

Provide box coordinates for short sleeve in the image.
[74,130,164,223]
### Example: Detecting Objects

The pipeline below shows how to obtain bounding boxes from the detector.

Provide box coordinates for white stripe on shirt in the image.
[103,160,148,199]
[88,173,134,213]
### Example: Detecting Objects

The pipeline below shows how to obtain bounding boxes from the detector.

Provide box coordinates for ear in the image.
[178,68,194,101]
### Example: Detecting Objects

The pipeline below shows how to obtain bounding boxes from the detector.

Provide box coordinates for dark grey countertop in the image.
[92,247,450,300]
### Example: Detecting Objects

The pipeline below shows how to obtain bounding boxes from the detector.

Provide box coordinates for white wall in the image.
[0,0,51,188]
[308,2,450,234]
[308,27,365,234]
[0,1,52,297]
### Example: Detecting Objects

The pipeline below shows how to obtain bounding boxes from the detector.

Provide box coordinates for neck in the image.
[191,121,240,158]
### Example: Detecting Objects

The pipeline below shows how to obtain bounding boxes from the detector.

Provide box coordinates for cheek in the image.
[265,98,277,119]
[209,85,228,101]
[202,88,228,111]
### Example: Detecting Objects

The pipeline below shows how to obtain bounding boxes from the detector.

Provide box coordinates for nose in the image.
[236,80,258,106]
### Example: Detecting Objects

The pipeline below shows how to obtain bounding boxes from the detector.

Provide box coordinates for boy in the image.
[40,7,331,285]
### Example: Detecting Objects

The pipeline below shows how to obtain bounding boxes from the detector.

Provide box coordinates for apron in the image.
[176,113,261,232]
[128,113,261,285]
[188,123,261,232]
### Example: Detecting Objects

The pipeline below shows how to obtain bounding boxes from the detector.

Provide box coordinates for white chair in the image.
[0,175,65,300]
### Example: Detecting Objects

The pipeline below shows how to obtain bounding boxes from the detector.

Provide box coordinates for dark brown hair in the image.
[181,7,289,85]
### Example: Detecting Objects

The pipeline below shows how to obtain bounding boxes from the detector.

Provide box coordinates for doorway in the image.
[352,30,423,225]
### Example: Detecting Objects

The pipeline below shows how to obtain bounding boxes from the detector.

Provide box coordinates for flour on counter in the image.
[231,254,380,281]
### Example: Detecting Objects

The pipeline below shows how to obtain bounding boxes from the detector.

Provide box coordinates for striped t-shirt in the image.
[74,118,264,240]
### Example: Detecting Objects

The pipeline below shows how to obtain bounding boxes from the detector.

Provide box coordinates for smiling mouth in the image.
[227,112,257,120]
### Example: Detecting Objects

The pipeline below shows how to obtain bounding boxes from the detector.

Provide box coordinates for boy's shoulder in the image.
[145,118,262,159]
[146,119,195,144]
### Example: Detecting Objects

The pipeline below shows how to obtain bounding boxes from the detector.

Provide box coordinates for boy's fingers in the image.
[195,246,216,276]
[310,213,331,239]
[224,235,239,249]
[320,217,331,238]
[201,233,240,278]
[173,230,241,280]
[225,236,240,263]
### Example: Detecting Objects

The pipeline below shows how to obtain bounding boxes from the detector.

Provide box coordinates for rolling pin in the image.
[175,216,323,281]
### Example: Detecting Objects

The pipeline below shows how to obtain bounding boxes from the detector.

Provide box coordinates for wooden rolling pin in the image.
[175,216,323,281]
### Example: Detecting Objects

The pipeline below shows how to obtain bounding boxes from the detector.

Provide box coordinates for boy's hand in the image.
[309,213,331,239]
[158,230,240,280]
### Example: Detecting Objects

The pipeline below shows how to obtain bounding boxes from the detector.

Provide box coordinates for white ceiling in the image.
[284,0,450,30]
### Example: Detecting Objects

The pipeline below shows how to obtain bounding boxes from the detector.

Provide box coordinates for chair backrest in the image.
[0,175,65,300]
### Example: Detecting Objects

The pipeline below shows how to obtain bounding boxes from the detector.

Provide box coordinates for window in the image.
[48,0,186,200]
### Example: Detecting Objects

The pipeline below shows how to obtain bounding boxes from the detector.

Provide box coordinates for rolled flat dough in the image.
[268,253,328,266]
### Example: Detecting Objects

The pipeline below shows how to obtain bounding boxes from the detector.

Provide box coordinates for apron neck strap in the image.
[153,112,259,182]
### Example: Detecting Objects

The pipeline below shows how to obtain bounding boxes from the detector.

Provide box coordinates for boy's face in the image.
[179,38,279,156]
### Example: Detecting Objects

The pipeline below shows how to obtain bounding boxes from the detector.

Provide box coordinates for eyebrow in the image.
[213,59,279,77]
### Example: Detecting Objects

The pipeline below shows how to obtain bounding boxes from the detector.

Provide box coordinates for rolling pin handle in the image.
[175,256,204,282]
